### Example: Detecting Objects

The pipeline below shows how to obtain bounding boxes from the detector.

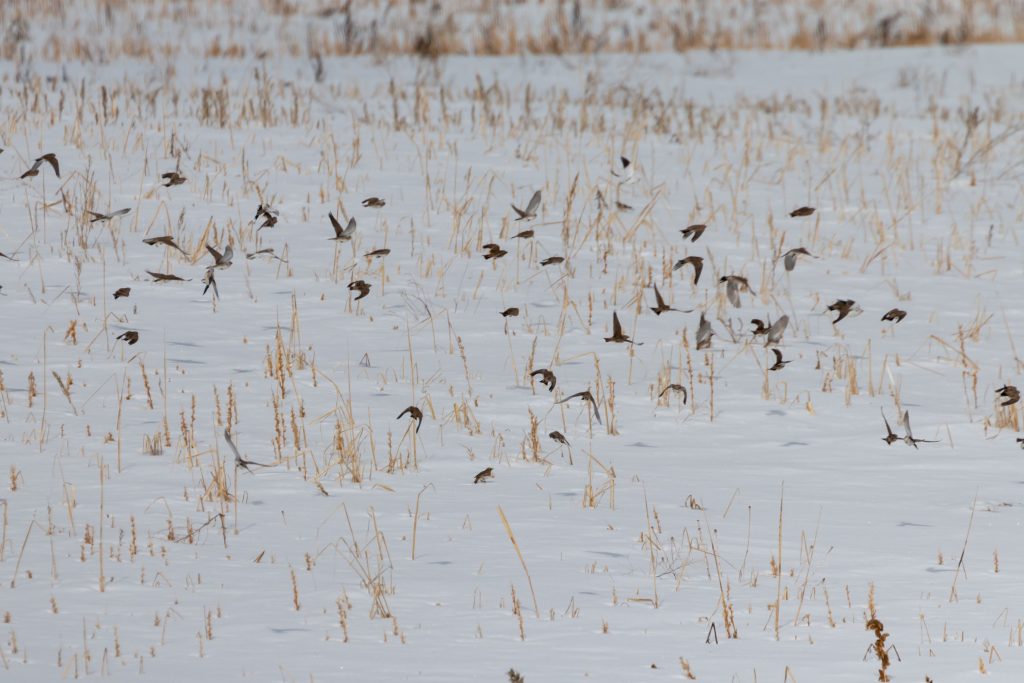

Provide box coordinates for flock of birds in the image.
[4,151,1022,482]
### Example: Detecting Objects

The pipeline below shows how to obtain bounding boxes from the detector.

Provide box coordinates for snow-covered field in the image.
[3,4,1024,681]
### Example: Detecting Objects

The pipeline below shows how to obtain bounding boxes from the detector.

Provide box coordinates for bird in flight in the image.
[540,256,564,266]
[20,153,60,179]
[206,244,233,269]
[557,390,602,424]
[500,307,519,317]
[611,156,635,185]
[362,197,386,208]
[247,248,287,262]
[764,315,789,346]
[649,283,690,315]
[397,406,424,432]
[658,384,688,403]
[996,385,1020,407]
[512,229,534,239]
[143,235,187,255]
[202,268,219,299]
[347,280,371,300]
[767,348,790,371]
[680,224,707,242]
[881,308,907,323]
[224,429,273,473]
[673,256,703,285]
[529,368,556,392]
[112,287,130,299]
[116,330,139,345]
[789,206,815,217]
[696,313,714,350]
[827,299,857,324]
[719,275,755,308]
[604,312,639,344]
[255,204,278,230]
[483,243,507,260]
[364,248,390,259]
[511,190,541,221]
[147,270,189,282]
[328,213,357,241]
[88,208,130,223]
[782,247,814,272]
[880,408,900,445]
[549,431,570,447]
[161,171,186,186]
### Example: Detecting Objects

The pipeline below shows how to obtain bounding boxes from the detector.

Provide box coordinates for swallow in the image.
[751,319,770,336]
[473,467,494,484]
[224,429,272,473]
[996,385,1020,407]
[161,171,186,186]
[827,299,857,324]
[146,270,189,282]
[881,308,907,323]
[329,212,356,241]
[256,212,278,231]
[511,190,541,221]
[483,243,507,260]
[611,156,635,184]
[789,206,815,217]
[615,201,633,211]
[901,410,937,448]
[246,248,287,262]
[0,251,18,261]
[512,229,534,239]
[696,312,714,350]
[529,369,556,392]
[557,390,602,424]
[649,283,690,315]
[112,287,131,299]
[364,248,391,258]
[549,431,570,447]
[202,268,219,299]
[362,197,386,208]
[397,406,424,432]
[672,256,703,285]
[540,256,564,266]
[116,330,139,345]
[764,315,789,346]
[658,384,688,403]
[87,208,131,223]
[347,280,371,300]
[680,224,707,242]
[768,348,790,371]
[604,311,638,344]
[500,307,519,317]
[254,203,278,223]
[206,244,233,269]
[782,247,814,272]
[142,235,187,255]
[881,408,900,445]
[20,153,60,179]
[719,275,755,308]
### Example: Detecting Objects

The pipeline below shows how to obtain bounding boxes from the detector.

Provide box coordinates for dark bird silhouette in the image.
[768,348,790,371]
[146,270,189,282]
[161,171,186,186]
[328,212,356,241]
[362,197,386,208]
[881,409,900,445]
[658,384,688,403]
[112,287,130,299]
[901,410,937,448]
[483,243,507,260]
[88,208,130,222]
[789,206,815,217]
[881,308,907,323]
[673,255,703,285]
[719,275,755,308]
[116,330,139,345]
[549,431,570,447]
[20,153,60,179]
[347,280,371,300]
[751,319,770,336]
[827,299,857,324]
[604,312,638,344]
[500,307,519,317]
[143,235,188,255]
[224,429,272,473]
[398,406,424,432]
[530,368,556,392]
[680,224,707,242]
[511,190,541,221]
[473,467,494,484]
[696,313,714,350]
[557,390,602,424]
[649,283,690,315]
[540,256,564,266]
[512,229,534,239]
[364,248,391,259]
[996,385,1020,407]
[782,247,813,272]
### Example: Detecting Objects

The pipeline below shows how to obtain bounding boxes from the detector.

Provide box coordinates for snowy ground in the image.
[2,12,1024,682]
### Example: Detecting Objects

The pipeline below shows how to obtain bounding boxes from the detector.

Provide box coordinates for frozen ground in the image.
[2,11,1024,683]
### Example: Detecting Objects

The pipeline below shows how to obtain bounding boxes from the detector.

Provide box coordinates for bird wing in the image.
[42,154,60,178]
[206,244,223,262]
[784,251,796,272]
[342,217,356,238]
[222,245,233,262]
[690,258,703,284]
[525,190,541,215]
[726,279,741,308]
[766,315,789,344]
[612,312,622,337]
[329,212,343,237]
[653,284,666,308]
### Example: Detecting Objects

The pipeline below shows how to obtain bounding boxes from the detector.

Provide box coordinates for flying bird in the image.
[397,406,424,432]
[224,429,272,473]
[116,330,139,345]
[500,307,519,317]
[557,390,602,424]
[649,283,690,315]
[658,384,688,403]
[142,235,187,255]
[996,385,1020,407]
[512,229,534,239]
[751,319,770,336]
[540,256,564,266]
[719,275,755,308]
[604,312,638,345]
[696,313,714,350]
[246,248,287,262]
[615,201,633,211]
[364,248,390,259]
[901,410,937,448]
[881,308,907,323]
[473,467,494,484]
[789,206,815,217]
[768,348,790,371]
[328,213,357,241]
[161,171,186,186]
[347,280,371,300]
[202,268,219,299]
[827,299,857,324]
[362,197,386,208]
[764,315,789,346]
[881,409,900,445]
[673,256,703,285]
[549,431,570,447]
[529,369,556,392]
[611,156,635,184]
[206,244,233,269]
[782,247,814,272]
[146,270,189,282]
[483,243,507,260]
[112,287,130,299]
[88,208,131,223]
[680,224,707,242]
[511,190,541,221]
[20,153,60,179]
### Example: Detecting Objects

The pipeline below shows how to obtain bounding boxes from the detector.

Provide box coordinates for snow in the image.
[2,10,1024,682]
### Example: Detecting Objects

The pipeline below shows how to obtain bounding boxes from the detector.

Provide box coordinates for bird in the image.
[397,406,424,432]
[719,275,755,308]
[0,251,18,261]
[649,283,690,315]
[146,270,189,282]
[996,385,1020,407]
[87,208,130,223]
[557,390,602,424]
[364,248,391,259]
[881,308,907,323]
[246,248,287,262]
[540,256,564,266]
[142,235,187,255]
[224,429,272,473]
[604,312,638,344]
[751,319,770,336]
[789,206,815,217]
[328,213,357,241]
[206,244,233,269]
[112,287,131,299]
[116,330,139,345]
[511,190,541,221]
[782,247,814,272]
[696,313,714,350]
[611,156,635,184]
[615,201,633,211]
[20,153,60,179]
[529,369,556,392]
[362,197,386,208]
[160,171,186,186]
[1017,437,1024,449]
[473,467,494,484]
[483,243,507,260]
[202,268,219,299]
[500,307,519,317]
[901,411,937,448]
[827,299,857,324]
[549,431,570,447]
[764,315,789,346]
[680,224,707,242]
[658,384,688,403]
[768,348,790,371]
[881,409,900,445]
[254,203,278,223]
[512,229,534,239]
[673,256,703,285]
[255,211,278,231]
[347,280,371,300]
